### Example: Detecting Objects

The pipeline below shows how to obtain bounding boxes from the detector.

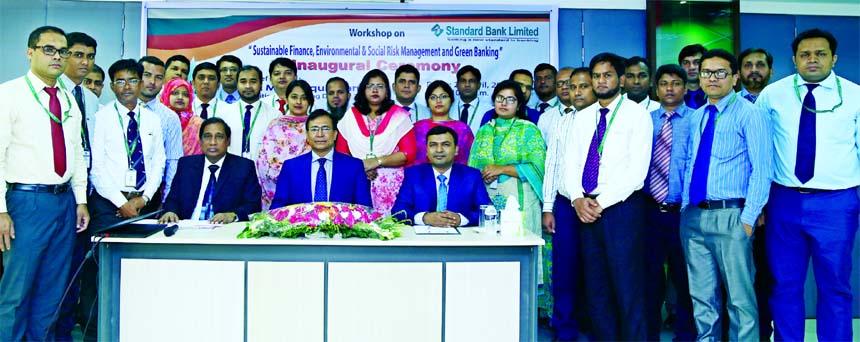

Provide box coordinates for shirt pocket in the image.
[712,128,743,160]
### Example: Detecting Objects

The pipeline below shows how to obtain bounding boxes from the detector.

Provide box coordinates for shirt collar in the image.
[798,71,837,90]
[241,99,261,108]
[311,149,334,163]
[598,93,624,112]
[433,166,452,182]
[660,104,689,118]
[710,90,738,113]
[206,155,226,168]
[114,99,141,115]
[27,70,59,91]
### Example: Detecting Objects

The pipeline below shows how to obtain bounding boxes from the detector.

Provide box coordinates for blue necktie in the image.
[437,174,448,212]
[689,105,718,205]
[199,165,219,220]
[795,84,818,184]
[459,103,470,123]
[313,159,328,202]
[127,111,146,189]
[242,104,252,153]
[743,93,758,103]
[74,86,90,151]
[225,94,236,104]
[539,102,550,114]
[200,103,209,119]
[582,108,608,194]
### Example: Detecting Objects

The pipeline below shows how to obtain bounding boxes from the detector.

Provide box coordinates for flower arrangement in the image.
[237,202,405,241]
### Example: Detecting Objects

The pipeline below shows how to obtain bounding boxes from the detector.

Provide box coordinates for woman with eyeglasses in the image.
[413,80,475,165]
[160,78,202,156]
[256,80,313,210]
[336,69,416,215]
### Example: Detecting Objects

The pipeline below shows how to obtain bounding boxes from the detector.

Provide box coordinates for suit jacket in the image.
[163,153,262,220]
[270,151,372,209]
[392,163,491,225]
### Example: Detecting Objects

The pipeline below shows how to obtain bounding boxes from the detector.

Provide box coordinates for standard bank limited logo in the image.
[431,24,443,37]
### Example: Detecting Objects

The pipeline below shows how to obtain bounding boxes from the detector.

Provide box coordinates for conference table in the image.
[97,222,544,342]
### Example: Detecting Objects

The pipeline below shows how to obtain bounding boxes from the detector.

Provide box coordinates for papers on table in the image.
[137,219,221,230]
[413,225,461,235]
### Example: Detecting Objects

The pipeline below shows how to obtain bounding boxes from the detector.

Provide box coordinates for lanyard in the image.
[459,98,481,127]
[206,99,219,117]
[596,96,624,156]
[25,76,72,124]
[697,92,739,134]
[793,74,843,113]
[239,102,263,151]
[367,113,385,154]
[114,103,141,166]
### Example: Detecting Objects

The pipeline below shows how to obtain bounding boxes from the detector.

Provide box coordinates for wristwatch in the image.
[141,195,150,206]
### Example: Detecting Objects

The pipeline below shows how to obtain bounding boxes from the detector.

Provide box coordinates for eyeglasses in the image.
[555,80,571,88]
[33,45,71,58]
[699,69,731,80]
[71,51,96,60]
[495,95,517,104]
[112,79,141,87]
[308,126,333,134]
[366,83,386,90]
[429,94,450,102]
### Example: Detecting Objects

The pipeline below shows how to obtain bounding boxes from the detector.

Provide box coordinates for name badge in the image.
[125,169,138,188]
[83,150,91,169]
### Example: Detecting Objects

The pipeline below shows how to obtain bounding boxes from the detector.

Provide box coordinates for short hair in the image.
[305,109,338,131]
[138,55,165,68]
[426,125,458,146]
[678,44,707,64]
[108,59,143,82]
[199,117,231,139]
[792,28,838,55]
[533,63,558,77]
[268,57,297,76]
[625,56,649,69]
[589,52,627,77]
[90,64,105,80]
[456,65,481,82]
[326,77,350,92]
[165,54,190,69]
[423,80,455,106]
[700,48,739,74]
[238,65,263,80]
[216,55,243,69]
[738,48,774,69]
[394,64,420,82]
[490,80,527,120]
[653,64,687,86]
[571,67,591,77]
[28,26,65,48]
[192,62,219,80]
[508,69,533,81]
[354,69,394,115]
[286,79,315,109]
[66,32,97,53]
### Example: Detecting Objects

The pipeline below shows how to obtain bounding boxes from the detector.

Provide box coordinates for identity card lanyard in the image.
[793,74,843,113]
[366,113,385,158]
[25,75,72,124]
[239,103,263,153]
[114,103,142,188]
[461,98,481,127]
[697,92,738,134]
[595,96,624,158]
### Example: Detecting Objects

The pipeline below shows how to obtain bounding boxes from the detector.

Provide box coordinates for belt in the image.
[7,182,70,194]
[785,186,837,194]
[656,202,681,213]
[121,191,143,200]
[582,193,598,200]
[697,199,745,210]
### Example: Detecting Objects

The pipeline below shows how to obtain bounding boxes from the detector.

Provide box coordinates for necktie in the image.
[459,103,470,124]
[199,164,219,220]
[225,94,236,104]
[44,87,67,176]
[689,105,718,205]
[200,103,210,119]
[795,84,818,184]
[314,159,328,202]
[649,111,675,203]
[582,108,608,194]
[74,86,91,151]
[564,107,573,114]
[242,104,253,153]
[539,102,550,114]
[743,93,758,103]
[436,174,448,212]
[277,99,286,115]
[404,106,411,112]
[127,111,146,189]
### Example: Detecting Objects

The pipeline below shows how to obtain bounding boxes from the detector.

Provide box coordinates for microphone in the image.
[163,224,179,236]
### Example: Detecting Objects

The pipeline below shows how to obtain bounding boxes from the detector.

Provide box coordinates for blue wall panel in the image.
[582,9,647,65]
[558,8,584,68]
[740,13,797,82]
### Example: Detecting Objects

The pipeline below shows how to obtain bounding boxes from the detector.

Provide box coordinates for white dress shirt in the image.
[536,96,561,114]
[191,155,225,219]
[414,167,469,226]
[397,100,431,122]
[60,74,98,148]
[542,107,578,212]
[310,150,334,198]
[537,103,575,144]
[564,94,653,209]
[217,98,277,161]
[625,93,660,113]
[0,72,87,211]
[448,97,492,135]
[193,96,223,119]
[91,100,166,207]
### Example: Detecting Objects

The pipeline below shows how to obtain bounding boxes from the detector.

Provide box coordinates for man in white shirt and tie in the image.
[449,65,491,134]
[217,65,276,161]
[624,56,660,112]
[537,66,575,140]
[393,64,429,122]
[533,63,560,115]
[266,57,297,116]
[192,62,222,120]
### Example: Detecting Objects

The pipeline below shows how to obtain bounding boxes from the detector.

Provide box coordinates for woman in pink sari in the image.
[256,80,313,210]
[336,69,416,215]
[413,80,474,165]
[160,78,202,155]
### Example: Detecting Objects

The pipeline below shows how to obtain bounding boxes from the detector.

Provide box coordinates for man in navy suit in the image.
[159,117,262,223]
[271,109,372,209]
[393,126,491,226]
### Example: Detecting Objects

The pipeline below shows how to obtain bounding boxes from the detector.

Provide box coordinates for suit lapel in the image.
[421,165,438,210]
[212,154,229,197]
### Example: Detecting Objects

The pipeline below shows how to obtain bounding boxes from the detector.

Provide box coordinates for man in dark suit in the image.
[271,109,372,209]
[159,117,261,223]
[393,126,491,226]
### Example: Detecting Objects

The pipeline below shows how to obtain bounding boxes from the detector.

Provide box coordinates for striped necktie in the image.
[582,108,608,194]
[648,111,675,203]
[436,174,448,212]
[314,159,328,202]
[689,105,717,205]
[127,111,146,189]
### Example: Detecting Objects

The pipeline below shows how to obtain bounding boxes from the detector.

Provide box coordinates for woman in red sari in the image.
[160,78,202,155]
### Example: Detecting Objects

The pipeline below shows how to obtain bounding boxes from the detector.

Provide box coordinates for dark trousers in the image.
[550,194,584,340]
[766,184,859,342]
[752,221,774,341]
[54,224,90,341]
[644,200,696,341]
[0,189,76,341]
[578,191,647,341]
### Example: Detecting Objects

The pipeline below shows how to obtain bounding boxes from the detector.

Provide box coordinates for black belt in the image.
[697,199,745,210]
[7,182,71,194]
[121,191,143,200]
[583,193,598,200]
[656,202,681,213]
[785,186,837,194]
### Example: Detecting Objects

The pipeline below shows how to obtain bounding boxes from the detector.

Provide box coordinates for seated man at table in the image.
[393,126,491,226]
[159,117,262,223]
[271,109,372,209]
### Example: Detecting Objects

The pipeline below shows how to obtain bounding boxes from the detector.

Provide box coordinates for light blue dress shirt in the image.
[757,72,860,190]
[646,104,693,204]
[143,98,183,199]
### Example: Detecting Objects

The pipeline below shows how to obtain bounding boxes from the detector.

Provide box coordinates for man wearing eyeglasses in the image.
[757,28,860,342]
[680,49,773,342]
[159,117,261,223]
[0,25,89,342]
[271,109,371,208]
[537,66,575,141]
[216,55,243,104]
[449,65,491,134]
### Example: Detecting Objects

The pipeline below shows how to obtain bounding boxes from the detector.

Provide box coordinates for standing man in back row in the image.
[216,55,243,104]
[449,65,491,134]
[679,44,708,109]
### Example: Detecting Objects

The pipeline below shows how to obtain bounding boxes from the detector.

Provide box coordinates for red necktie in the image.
[278,99,286,115]
[44,87,67,176]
